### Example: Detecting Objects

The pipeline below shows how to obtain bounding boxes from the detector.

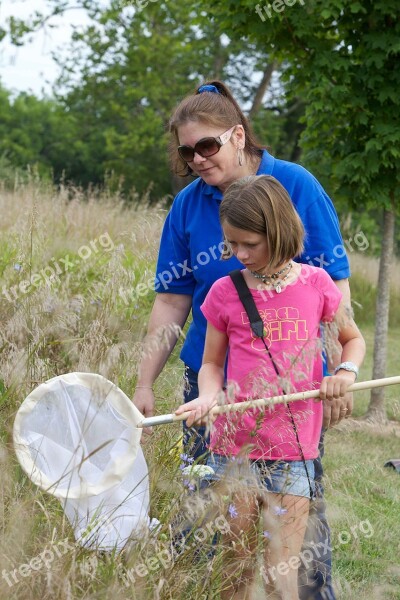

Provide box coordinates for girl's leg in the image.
[262,493,310,600]
[220,492,260,600]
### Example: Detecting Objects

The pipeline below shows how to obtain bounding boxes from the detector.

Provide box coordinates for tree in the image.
[1,1,305,199]
[206,0,400,422]
[0,83,86,183]
[2,1,279,197]
[52,0,297,200]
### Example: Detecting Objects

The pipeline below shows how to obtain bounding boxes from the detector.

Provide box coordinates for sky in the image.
[0,1,268,104]
[0,0,92,97]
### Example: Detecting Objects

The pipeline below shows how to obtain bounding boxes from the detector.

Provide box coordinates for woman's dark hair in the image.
[168,80,263,176]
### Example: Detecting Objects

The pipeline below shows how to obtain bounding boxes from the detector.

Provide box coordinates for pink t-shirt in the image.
[201,265,342,461]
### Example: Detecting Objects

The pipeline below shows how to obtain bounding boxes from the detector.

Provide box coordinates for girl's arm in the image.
[175,322,228,427]
[319,300,366,402]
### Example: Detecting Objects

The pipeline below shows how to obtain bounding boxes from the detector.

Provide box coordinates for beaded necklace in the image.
[249,261,293,294]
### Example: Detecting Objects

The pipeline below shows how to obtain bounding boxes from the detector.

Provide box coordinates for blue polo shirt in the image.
[155,150,350,373]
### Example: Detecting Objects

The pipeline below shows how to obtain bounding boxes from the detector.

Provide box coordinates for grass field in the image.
[0,183,399,599]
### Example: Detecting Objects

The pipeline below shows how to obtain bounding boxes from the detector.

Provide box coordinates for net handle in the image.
[138,376,400,428]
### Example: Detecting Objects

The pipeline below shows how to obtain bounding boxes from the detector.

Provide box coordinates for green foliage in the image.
[49,0,273,200]
[323,424,400,598]
[207,0,400,213]
[0,1,303,201]
[0,84,92,186]
[350,272,400,327]
[252,97,306,162]
[2,0,399,219]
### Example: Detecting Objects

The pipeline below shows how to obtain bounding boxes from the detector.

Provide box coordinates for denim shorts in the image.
[204,453,315,499]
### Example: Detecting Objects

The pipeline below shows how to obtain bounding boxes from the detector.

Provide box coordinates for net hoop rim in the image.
[13,372,143,499]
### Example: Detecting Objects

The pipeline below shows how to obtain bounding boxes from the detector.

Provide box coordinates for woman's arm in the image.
[323,277,355,426]
[132,293,192,418]
[327,278,351,371]
[175,322,228,427]
[319,299,366,404]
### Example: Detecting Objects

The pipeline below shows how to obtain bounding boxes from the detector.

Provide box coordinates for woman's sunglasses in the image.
[178,125,237,163]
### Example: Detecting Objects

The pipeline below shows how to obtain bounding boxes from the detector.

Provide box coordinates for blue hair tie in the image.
[197,84,220,94]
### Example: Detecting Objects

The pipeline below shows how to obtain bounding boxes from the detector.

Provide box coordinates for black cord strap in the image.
[229,269,313,499]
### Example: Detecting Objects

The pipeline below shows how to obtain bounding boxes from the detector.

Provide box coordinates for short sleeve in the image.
[298,196,350,280]
[154,193,196,295]
[317,269,343,322]
[200,280,228,333]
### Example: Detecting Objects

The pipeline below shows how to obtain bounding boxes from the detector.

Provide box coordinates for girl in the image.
[175,175,365,600]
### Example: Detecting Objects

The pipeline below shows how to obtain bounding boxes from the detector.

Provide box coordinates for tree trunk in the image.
[248,62,277,119]
[365,205,396,423]
[212,35,226,79]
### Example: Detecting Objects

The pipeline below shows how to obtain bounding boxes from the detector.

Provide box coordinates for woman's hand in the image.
[132,387,155,435]
[319,373,355,427]
[175,393,219,428]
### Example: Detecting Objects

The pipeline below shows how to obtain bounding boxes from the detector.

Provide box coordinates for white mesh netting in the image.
[13,372,151,550]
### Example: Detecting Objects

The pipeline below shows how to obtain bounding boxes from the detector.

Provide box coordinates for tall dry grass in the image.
[349,252,400,293]
[0,182,165,393]
[0,182,250,600]
[0,182,399,600]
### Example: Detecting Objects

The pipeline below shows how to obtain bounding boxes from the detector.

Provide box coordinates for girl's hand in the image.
[319,373,355,426]
[175,393,219,427]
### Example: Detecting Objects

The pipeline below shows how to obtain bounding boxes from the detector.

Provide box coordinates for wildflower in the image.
[263,530,272,539]
[179,453,194,471]
[273,506,288,516]
[228,504,238,518]
[14,263,22,271]
[181,465,214,478]
[183,479,196,492]
[179,453,194,464]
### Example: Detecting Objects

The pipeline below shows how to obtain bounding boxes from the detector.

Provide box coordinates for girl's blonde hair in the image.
[168,80,263,176]
[220,175,305,271]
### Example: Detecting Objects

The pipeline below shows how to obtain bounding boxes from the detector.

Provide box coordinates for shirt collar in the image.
[203,181,223,200]
[201,149,274,199]
[257,149,274,175]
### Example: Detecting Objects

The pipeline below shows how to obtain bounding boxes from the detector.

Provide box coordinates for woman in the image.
[133,80,351,599]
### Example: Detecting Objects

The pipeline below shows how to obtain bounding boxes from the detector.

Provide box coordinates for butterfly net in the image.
[13,372,151,550]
